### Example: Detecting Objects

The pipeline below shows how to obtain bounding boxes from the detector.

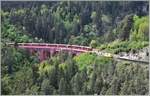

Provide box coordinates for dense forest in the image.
[1,1,149,95]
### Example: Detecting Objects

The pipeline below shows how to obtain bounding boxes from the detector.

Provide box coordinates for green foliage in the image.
[1,1,149,45]
[38,61,54,77]
[1,75,12,94]
[69,35,88,46]
[116,14,134,40]
[1,19,33,43]
[1,1,149,95]
[130,15,149,41]
[101,14,111,24]
[40,4,48,15]
[99,40,148,54]
[1,48,149,95]
[58,63,67,71]
[58,78,68,94]
[90,40,97,48]
[73,53,96,70]
[41,79,54,95]
[95,56,113,65]
[91,11,97,20]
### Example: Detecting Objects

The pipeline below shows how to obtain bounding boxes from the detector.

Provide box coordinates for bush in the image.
[99,40,148,54]
[130,15,149,41]
[90,40,97,48]
[73,53,96,70]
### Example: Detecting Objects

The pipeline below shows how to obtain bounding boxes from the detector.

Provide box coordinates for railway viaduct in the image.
[7,43,149,64]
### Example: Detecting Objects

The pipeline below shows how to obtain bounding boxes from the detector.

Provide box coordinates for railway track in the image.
[7,43,149,64]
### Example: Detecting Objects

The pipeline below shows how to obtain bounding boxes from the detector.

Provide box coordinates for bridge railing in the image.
[7,43,93,51]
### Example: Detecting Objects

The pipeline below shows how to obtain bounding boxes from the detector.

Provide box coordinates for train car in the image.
[82,46,92,51]
[103,53,113,58]
[87,47,93,51]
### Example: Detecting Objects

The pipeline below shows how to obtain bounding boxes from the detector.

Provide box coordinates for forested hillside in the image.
[1,1,149,95]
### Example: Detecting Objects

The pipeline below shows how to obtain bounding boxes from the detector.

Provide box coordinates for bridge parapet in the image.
[7,43,93,61]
